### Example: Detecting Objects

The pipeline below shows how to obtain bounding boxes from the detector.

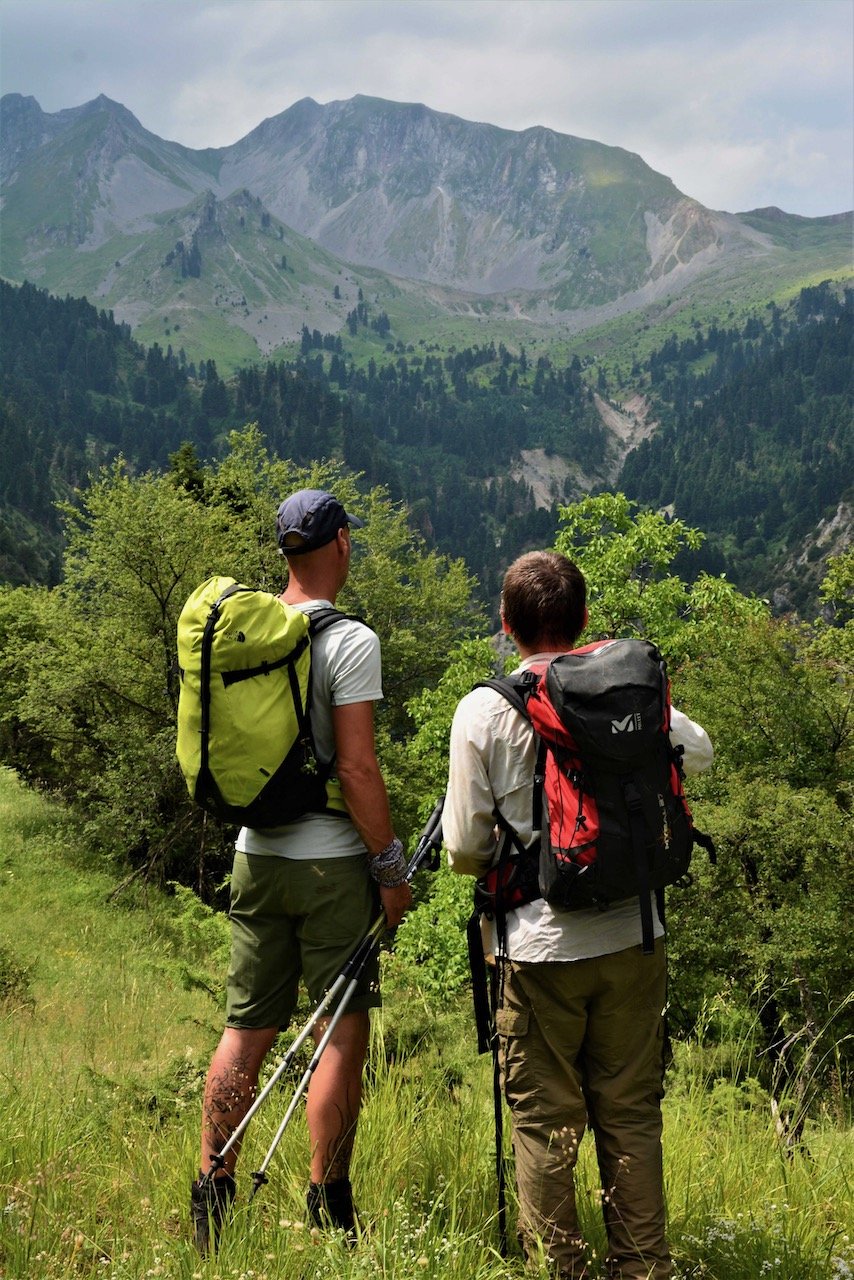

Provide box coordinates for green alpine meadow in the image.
[1,759,852,1280]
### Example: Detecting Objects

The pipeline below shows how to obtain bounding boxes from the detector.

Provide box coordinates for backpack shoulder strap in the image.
[472,668,548,884]
[306,606,370,638]
[298,607,372,808]
[213,581,252,608]
[475,668,539,719]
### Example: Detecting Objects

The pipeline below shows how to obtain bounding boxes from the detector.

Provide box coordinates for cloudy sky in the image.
[2,0,852,217]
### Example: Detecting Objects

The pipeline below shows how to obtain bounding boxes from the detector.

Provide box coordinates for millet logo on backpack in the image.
[611,713,643,733]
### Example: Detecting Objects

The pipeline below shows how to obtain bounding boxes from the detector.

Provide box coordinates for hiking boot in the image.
[191,1171,235,1255]
[306,1177,359,1241]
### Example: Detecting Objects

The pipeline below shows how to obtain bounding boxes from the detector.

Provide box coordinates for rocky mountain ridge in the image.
[1,92,850,363]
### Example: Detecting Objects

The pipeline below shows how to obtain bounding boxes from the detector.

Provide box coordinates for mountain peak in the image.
[0,91,145,140]
[1,92,42,111]
[3,88,849,362]
[75,94,142,128]
[742,205,793,221]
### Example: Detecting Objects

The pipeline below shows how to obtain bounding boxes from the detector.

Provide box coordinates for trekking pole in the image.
[229,798,445,1198]
[204,916,386,1185]
[248,798,445,1198]
[490,962,508,1258]
[248,928,381,1200]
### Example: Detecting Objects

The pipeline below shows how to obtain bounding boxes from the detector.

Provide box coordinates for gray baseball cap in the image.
[276,489,364,555]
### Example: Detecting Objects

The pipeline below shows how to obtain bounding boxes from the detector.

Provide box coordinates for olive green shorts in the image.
[225,853,381,1030]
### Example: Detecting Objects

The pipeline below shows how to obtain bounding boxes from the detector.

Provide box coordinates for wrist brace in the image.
[368,836,408,888]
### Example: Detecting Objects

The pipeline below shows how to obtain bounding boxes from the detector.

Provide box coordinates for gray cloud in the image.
[1,0,851,215]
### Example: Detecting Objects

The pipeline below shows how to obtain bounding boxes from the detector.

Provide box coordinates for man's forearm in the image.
[337,756,412,926]
[336,756,395,855]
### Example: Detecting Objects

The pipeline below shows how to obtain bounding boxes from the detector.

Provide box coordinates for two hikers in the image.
[444,551,713,1280]
[191,504,711,1277]
[192,489,411,1252]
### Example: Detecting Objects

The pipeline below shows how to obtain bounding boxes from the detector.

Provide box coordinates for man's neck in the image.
[281,582,337,606]
[280,533,346,605]
[284,583,338,606]
[515,637,577,660]
[504,618,578,661]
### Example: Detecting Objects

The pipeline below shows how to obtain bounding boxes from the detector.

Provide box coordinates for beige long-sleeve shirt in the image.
[444,651,714,962]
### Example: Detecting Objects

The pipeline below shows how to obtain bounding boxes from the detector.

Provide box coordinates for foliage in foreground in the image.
[1,768,852,1280]
[394,501,853,1130]
[0,426,480,896]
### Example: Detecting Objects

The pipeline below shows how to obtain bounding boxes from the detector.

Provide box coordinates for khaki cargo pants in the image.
[496,940,671,1280]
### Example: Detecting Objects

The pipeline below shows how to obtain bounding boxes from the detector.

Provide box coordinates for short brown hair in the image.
[501,552,587,649]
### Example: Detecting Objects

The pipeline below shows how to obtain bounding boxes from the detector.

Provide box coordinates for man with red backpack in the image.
[444,551,712,1280]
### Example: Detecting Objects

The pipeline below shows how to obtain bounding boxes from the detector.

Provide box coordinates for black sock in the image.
[306,1177,355,1230]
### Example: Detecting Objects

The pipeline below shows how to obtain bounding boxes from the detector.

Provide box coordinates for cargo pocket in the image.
[495,1008,531,1112]
[496,1008,529,1039]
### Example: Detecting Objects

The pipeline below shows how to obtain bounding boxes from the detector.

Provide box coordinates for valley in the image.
[0,91,850,618]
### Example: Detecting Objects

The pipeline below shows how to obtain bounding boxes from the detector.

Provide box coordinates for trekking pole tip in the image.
[249,1170,268,1201]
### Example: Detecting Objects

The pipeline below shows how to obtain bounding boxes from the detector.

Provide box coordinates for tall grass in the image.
[1,768,851,1279]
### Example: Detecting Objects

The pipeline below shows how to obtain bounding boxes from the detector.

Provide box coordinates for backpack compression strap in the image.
[216,596,327,770]
[216,602,368,818]
[199,583,254,796]
[303,607,370,815]
[623,777,655,956]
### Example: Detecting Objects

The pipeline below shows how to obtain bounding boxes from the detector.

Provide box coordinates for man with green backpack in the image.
[189,490,411,1252]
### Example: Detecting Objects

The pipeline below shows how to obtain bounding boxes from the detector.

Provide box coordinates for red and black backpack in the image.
[473,637,714,955]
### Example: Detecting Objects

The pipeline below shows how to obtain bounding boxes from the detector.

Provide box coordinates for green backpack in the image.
[176,576,351,828]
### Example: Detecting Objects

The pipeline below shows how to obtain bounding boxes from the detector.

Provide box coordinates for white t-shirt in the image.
[444,651,714,962]
[236,600,383,860]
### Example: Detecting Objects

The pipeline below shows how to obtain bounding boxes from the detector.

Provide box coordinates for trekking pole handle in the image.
[408,795,445,877]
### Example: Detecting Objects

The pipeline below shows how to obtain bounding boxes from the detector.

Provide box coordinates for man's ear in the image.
[500,613,512,637]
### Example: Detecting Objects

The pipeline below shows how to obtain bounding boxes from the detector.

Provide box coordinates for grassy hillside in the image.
[554,252,854,390]
[1,768,852,1278]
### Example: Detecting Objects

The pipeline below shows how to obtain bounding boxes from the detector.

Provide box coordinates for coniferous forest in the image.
[620,283,852,610]
[2,278,850,613]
